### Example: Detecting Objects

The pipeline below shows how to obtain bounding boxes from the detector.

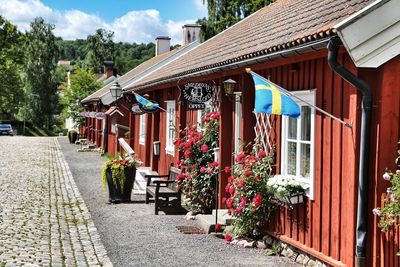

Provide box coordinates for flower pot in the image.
[106,167,136,203]
[68,131,78,143]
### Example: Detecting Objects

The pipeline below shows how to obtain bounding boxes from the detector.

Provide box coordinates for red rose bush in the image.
[175,111,220,214]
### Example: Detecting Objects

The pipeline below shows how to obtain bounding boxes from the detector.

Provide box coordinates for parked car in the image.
[0,124,14,135]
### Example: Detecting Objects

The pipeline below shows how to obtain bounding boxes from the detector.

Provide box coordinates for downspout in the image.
[327,36,372,267]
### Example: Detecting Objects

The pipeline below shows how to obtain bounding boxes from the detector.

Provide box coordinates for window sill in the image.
[165,147,175,156]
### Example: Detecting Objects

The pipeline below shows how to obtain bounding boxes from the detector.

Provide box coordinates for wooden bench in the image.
[145,166,183,215]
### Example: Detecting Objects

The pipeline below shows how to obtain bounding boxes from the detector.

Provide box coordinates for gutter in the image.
[124,37,331,92]
[327,36,372,267]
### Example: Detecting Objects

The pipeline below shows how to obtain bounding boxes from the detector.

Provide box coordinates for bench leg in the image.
[154,197,159,215]
[146,192,150,204]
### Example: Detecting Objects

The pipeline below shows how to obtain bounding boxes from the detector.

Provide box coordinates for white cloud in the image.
[193,0,208,16]
[0,0,198,44]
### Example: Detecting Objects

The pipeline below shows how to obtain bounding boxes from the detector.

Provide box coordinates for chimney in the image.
[103,61,114,78]
[155,36,171,56]
[182,24,201,45]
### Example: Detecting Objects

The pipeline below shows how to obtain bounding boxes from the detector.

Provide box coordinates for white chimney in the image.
[182,24,201,45]
[155,36,171,56]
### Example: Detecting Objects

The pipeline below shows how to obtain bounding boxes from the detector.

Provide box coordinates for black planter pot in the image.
[106,167,136,203]
[68,131,77,143]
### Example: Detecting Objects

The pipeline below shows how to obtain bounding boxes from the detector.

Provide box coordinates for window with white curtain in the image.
[139,114,146,145]
[280,90,316,199]
[165,101,176,155]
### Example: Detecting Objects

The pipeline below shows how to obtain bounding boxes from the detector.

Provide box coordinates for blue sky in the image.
[0,0,208,44]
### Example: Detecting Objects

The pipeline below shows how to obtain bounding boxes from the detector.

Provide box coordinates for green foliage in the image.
[266,245,282,256]
[101,159,139,192]
[224,148,276,238]
[0,16,25,120]
[57,38,155,75]
[176,112,220,214]
[60,67,101,126]
[25,17,60,128]
[84,28,116,72]
[375,148,400,232]
[198,0,274,41]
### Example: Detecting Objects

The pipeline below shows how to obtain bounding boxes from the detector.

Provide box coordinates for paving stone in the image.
[0,137,112,266]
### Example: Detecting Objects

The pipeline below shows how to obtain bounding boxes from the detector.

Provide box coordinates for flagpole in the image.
[246,68,352,129]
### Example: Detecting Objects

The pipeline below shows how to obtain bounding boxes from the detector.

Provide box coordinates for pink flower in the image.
[372,208,381,216]
[229,186,236,196]
[226,198,233,208]
[225,233,232,243]
[239,198,247,207]
[224,166,230,174]
[383,172,391,181]
[245,170,253,177]
[215,223,221,232]
[235,153,245,163]
[228,176,234,183]
[209,161,219,168]
[236,207,242,214]
[184,150,191,158]
[258,150,266,158]
[254,176,260,182]
[222,197,227,206]
[200,167,206,173]
[253,194,263,208]
[237,180,245,187]
[225,184,230,193]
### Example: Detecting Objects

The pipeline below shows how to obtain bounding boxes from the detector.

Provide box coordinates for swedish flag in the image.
[134,93,159,110]
[250,73,300,118]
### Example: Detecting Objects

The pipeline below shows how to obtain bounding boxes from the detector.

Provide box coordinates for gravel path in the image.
[59,136,299,267]
[0,136,111,266]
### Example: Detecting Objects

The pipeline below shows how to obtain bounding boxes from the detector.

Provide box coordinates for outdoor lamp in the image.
[213,147,220,163]
[223,78,236,96]
[223,78,241,102]
[110,82,123,101]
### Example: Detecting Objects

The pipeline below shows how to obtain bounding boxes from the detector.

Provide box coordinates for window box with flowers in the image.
[267,175,309,208]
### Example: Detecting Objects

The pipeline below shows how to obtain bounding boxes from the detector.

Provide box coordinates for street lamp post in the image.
[110,82,123,103]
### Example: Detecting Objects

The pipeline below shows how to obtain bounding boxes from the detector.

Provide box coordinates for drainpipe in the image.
[327,36,372,267]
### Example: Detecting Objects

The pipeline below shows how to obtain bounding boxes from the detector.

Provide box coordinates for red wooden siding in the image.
[365,55,400,267]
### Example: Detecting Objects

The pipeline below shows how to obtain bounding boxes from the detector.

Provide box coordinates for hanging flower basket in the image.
[267,175,308,209]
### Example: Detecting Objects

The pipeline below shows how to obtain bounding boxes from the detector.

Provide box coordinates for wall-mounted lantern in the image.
[153,141,160,156]
[223,78,241,102]
[110,82,123,102]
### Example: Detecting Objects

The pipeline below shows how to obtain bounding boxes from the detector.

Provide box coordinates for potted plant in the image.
[101,158,139,203]
[67,130,78,143]
[267,174,309,208]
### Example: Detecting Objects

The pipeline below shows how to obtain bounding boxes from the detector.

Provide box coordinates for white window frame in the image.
[165,101,176,155]
[197,100,212,131]
[280,89,316,199]
[139,114,146,145]
[234,92,242,154]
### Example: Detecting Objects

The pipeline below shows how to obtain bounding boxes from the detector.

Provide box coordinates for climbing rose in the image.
[237,180,245,187]
[229,186,236,196]
[200,167,206,173]
[245,170,253,177]
[383,172,391,181]
[235,153,245,163]
[201,144,209,152]
[253,194,263,208]
[225,233,232,242]
[224,166,230,174]
[215,223,221,232]
[258,150,266,158]
[226,198,233,208]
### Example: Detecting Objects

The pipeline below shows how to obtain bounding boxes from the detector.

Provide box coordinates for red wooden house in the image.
[121,0,400,266]
[81,31,200,157]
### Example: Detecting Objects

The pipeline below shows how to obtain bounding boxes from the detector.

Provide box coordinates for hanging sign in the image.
[131,103,145,115]
[188,102,205,110]
[95,112,105,120]
[183,83,213,103]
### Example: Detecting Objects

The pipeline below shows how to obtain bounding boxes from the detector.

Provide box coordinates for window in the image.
[197,101,212,131]
[165,101,176,155]
[281,90,316,199]
[139,114,146,145]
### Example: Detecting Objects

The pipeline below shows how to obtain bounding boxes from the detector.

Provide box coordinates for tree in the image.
[60,67,101,127]
[84,29,116,72]
[25,17,60,128]
[198,0,274,41]
[0,16,25,120]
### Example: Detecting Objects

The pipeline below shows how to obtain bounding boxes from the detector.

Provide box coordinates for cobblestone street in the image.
[0,137,111,267]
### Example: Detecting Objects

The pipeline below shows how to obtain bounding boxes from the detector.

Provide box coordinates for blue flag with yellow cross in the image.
[134,93,159,110]
[250,73,300,118]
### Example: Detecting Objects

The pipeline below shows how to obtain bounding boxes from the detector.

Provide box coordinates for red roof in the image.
[128,0,375,90]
